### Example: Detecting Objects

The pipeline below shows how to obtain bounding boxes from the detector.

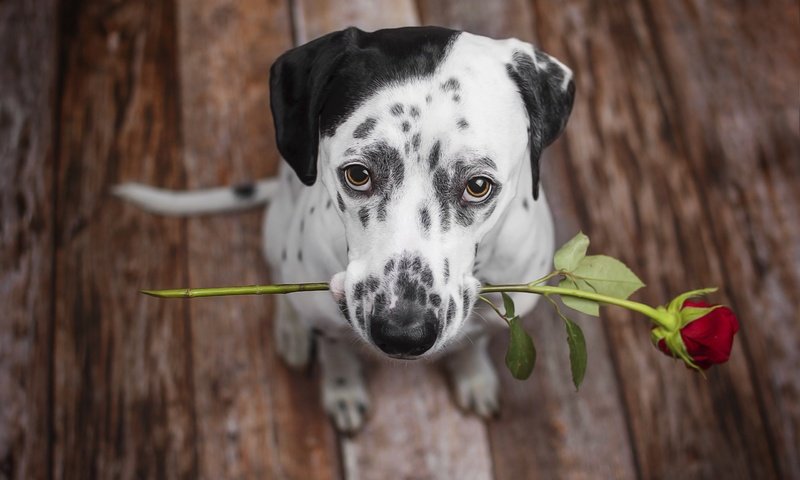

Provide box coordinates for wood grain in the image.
[640,1,800,476]
[175,0,340,477]
[526,0,795,477]
[52,1,197,478]
[418,1,639,478]
[1,0,796,478]
[0,1,57,479]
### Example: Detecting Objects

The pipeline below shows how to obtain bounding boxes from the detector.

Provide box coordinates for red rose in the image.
[656,299,739,369]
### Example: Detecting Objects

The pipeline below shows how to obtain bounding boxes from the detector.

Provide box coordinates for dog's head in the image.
[270,27,574,358]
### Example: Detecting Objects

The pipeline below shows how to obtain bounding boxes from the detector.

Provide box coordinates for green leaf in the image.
[505,317,536,380]
[564,318,587,390]
[501,292,515,318]
[554,231,590,272]
[558,277,601,316]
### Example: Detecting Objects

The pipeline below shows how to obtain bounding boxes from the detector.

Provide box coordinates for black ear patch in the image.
[506,50,575,199]
[270,26,459,186]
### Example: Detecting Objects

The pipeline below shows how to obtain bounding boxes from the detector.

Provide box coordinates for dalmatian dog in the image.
[114,26,574,433]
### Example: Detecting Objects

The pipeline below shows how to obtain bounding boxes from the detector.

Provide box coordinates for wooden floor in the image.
[2,0,798,478]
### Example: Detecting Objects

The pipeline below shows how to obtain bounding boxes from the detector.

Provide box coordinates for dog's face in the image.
[270,27,574,358]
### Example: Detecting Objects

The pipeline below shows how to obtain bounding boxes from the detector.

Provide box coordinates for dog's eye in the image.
[462,176,493,203]
[343,164,372,191]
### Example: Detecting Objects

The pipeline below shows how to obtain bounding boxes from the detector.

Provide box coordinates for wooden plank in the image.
[638,1,800,476]
[0,1,57,479]
[292,0,417,43]
[523,0,791,478]
[52,1,198,478]
[418,1,639,478]
[291,1,495,478]
[175,0,340,478]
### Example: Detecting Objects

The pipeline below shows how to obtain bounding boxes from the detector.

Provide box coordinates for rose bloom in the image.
[657,299,740,369]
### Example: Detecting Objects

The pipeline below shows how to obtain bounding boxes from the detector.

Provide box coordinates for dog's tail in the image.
[112,178,279,216]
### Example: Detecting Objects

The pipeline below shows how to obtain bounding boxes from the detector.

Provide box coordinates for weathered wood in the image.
[292,0,417,43]
[0,1,57,479]
[524,0,795,478]
[291,2,495,479]
[175,0,340,477]
[418,2,639,478]
[639,1,800,476]
[52,1,198,478]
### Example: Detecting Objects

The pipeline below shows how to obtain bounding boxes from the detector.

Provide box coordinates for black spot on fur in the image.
[428,140,441,170]
[390,103,404,116]
[377,198,388,221]
[411,257,422,272]
[421,266,433,287]
[419,207,431,233]
[232,183,256,198]
[402,121,411,132]
[366,275,380,292]
[338,299,351,325]
[522,198,529,210]
[358,207,370,227]
[457,118,469,130]
[355,304,365,329]
[354,281,365,301]
[443,259,450,282]
[452,94,461,103]
[384,258,396,274]
[374,293,387,316]
[428,293,441,307]
[353,117,377,138]
[441,77,460,92]
[425,94,433,104]
[447,297,456,322]
[326,199,332,209]
[404,142,411,155]
[409,105,420,118]
[412,132,421,151]
[337,192,346,211]
[462,288,473,313]
[433,168,451,231]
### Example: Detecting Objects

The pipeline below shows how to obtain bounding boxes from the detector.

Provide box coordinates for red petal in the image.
[680,305,739,367]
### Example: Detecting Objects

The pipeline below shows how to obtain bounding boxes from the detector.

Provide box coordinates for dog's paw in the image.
[322,376,370,434]
[273,301,312,369]
[449,352,500,418]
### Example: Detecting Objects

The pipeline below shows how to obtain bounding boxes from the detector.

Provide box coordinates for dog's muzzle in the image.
[370,299,438,357]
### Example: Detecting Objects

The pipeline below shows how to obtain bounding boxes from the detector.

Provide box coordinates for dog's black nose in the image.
[370,300,438,357]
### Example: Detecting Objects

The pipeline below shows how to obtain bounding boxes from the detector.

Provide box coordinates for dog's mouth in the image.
[330,268,481,359]
[330,271,448,358]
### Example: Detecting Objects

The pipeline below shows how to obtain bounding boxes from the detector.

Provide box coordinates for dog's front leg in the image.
[445,335,500,418]
[274,295,312,369]
[318,336,370,433]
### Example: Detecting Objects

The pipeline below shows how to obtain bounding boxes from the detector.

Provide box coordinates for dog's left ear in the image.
[506,46,575,199]
[269,28,359,186]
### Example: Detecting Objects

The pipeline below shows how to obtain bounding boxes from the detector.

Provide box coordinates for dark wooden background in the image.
[1,0,798,478]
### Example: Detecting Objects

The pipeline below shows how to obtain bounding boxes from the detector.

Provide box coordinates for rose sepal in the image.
[666,287,718,316]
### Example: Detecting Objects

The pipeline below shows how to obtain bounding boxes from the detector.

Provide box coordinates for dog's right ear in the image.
[270,29,358,186]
